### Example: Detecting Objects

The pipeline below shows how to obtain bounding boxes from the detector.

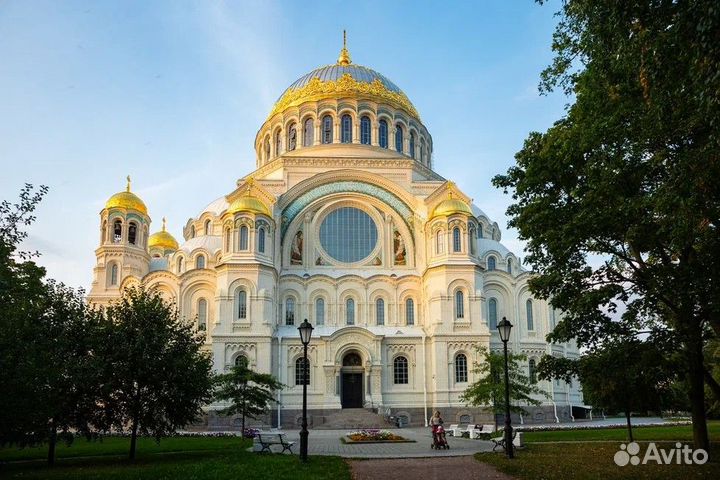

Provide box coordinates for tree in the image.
[493,0,720,450]
[538,339,676,441]
[460,347,547,430]
[214,357,283,434]
[97,287,213,460]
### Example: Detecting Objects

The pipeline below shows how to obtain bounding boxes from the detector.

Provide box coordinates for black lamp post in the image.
[497,316,514,459]
[298,319,314,462]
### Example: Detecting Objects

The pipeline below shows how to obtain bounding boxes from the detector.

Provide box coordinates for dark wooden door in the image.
[341,373,363,408]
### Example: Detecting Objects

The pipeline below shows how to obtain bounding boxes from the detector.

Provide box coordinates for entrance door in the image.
[341,373,363,408]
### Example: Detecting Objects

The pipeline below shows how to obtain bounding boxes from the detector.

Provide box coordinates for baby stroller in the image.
[431,424,449,450]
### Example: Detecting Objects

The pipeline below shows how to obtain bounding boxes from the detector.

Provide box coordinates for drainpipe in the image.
[422,332,428,427]
[551,401,559,423]
[277,335,282,429]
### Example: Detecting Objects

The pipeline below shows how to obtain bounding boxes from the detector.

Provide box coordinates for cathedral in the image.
[88,38,584,428]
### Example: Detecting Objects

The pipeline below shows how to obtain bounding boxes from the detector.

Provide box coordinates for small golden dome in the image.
[105,176,148,215]
[148,218,179,251]
[228,192,271,217]
[432,193,473,219]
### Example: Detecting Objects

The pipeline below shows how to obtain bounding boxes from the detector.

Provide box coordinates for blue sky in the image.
[0,0,568,289]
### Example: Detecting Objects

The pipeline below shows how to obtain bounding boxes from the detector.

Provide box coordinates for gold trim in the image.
[269,74,419,120]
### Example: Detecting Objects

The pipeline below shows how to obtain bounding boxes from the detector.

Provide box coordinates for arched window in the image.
[376,298,385,325]
[110,264,118,286]
[225,228,230,252]
[529,359,537,383]
[275,130,282,155]
[393,356,408,384]
[190,225,196,238]
[405,298,414,325]
[487,256,496,271]
[237,290,247,319]
[234,355,248,367]
[239,226,249,251]
[113,219,122,243]
[395,124,404,153]
[177,257,183,274]
[204,219,211,236]
[360,116,371,144]
[469,227,477,255]
[436,231,444,254]
[264,137,270,161]
[455,354,468,383]
[315,298,325,326]
[322,115,333,144]
[303,118,313,147]
[478,224,483,238]
[287,123,297,151]
[346,298,355,325]
[198,298,207,330]
[379,119,388,148]
[409,132,416,158]
[285,298,295,325]
[453,227,461,252]
[455,291,464,319]
[102,220,107,243]
[526,299,534,330]
[341,114,352,143]
[420,139,425,164]
[257,227,265,253]
[295,357,310,386]
[507,258,513,274]
[128,222,137,245]
[489,298,498,330]
[196,255,205,269]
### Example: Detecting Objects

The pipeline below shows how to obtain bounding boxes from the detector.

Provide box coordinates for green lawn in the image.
[0,436,350,480]
[522,421,720,443]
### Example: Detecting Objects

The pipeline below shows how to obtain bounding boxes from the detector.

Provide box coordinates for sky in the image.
[0,0,569,290]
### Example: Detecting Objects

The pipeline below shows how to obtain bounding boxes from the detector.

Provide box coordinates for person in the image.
[430,411,444,437]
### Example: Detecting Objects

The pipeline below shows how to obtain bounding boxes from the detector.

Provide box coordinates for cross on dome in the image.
[337,30,351,66]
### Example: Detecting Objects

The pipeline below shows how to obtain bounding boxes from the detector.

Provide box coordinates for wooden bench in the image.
[491,430,518,452]
[256,432,295,454]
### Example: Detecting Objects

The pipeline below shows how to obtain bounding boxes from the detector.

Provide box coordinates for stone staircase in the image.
[315,408,394,430]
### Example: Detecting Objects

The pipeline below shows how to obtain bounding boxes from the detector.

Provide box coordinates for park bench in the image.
[256,432,295,454]
[491,430,519,452]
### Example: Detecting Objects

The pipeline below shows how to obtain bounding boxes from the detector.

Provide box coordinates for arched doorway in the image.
[341,352,364,408]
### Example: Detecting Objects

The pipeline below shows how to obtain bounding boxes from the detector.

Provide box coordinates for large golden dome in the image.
[228,194,271,217]
[105,176,148,215]
[432,194,473,219]
[148,218,179,251]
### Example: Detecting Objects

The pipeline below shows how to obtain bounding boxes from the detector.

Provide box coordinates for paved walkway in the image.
[348,457,514,480]
[261,427,495,458]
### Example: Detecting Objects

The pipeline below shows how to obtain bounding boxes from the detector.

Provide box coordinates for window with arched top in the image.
[197,298,207,330]
[315,298,324,326]
[239,226,249,251]
[303,118,313,147]
[469,227,477,255]
[420,139,426,164]
[322,115,333,144]
[128,222,137,245]
[285,298,295,325]
[507,258,513,274]
[287,123,297,151]
[346,298,355,325]
[225,228,230,252]
[177,257,183,274]
[526,299,534,330]
[360,116,371,144]
[395,124,404,153]
[257,227,265,253]
[190,225,196,238]
[455,353,468,383]
[379,120,388,148]
[196,255,205,269]
[235,355,248,367]
[478,224,483,238]
[455,290,464,319]
[110,264,118,286]
[204,220,211,236]
[405,298,414,325]
[529,359,537,383]
[102,220,107,243]
[453,227,461,252]
[264,137,270,161]
[113,220,122,243]
[341,114,352,143]
[376,298,385,326]
[489,298,498,330]
[393,356,408,384]
[487,256,496,271]
[295,357,310,386]
[275,130,282,155]
[409,132,416,158]
[436,231,444,254]
[237,289,247,319]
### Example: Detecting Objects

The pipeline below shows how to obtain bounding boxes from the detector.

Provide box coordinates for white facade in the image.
[88,47,583,427]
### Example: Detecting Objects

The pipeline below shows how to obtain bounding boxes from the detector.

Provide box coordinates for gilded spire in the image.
[337,30,351,66]
[162,217,167,232]
[126,175,131,192]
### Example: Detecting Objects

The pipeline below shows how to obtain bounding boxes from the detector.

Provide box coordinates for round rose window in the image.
[319,207,378,263]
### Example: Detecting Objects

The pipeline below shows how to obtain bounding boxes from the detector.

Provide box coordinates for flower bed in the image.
[342,429,415,444]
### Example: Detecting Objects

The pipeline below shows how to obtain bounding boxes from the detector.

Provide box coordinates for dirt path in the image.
[347,456,514,480]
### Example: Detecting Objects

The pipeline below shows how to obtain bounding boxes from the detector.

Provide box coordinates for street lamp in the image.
[298,319,314,462]
[497,316,514,459]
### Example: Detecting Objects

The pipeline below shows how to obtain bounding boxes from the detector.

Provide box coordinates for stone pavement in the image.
[348,457,514,480]
[262,427,495,458]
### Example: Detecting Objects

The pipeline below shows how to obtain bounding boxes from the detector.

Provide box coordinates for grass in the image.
[0,436,351,480]
[522,421,720,443]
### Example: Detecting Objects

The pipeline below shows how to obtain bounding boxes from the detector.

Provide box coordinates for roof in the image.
[199,196,229,217]
[280,64,404,99]
[179,235,222,255]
